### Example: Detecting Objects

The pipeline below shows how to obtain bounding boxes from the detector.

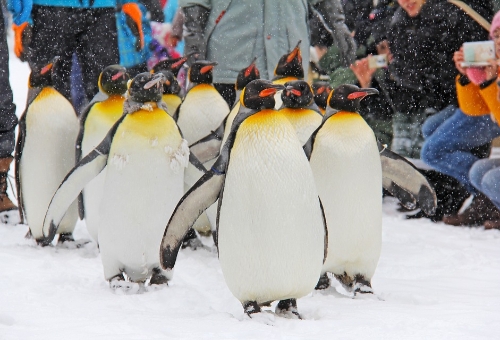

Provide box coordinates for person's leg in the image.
[28,6,82,100]
[479,167,500,210]
[421,108,500,194]
[469,158,500,194]
[421,105,456,139]
[0,11,19,223]
[391,108,427,159]
[78,8,119,102]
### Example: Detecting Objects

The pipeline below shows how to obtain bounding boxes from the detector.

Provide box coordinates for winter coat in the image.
[180,0,320,83]
[456,75,500,122]
[387,0,493,113]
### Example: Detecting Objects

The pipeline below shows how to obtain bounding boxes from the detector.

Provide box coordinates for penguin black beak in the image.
[259,84,285,98]
[347,88,379,100]
[144,73,166,90]
[287,41,302,63]
[201,62,218,74]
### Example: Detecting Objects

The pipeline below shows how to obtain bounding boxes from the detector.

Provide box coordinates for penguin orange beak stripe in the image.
[112,71,125,81]
[172,57,188,70]
[317,87,325,94]
[259,88,278,97]
[41,63,53,75]
[200,65,214,74]
[290,89,301,96]
[286,41,302,63]
[245,64,255,77]
[347,92,368,100]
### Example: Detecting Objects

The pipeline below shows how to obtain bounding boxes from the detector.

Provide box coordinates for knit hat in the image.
[490,11,500,38]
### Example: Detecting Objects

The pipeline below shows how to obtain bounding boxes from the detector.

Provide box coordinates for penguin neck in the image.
[272,76,299,85]
[234,89,242,107]
[324,107,358,120]
[187,81,213,92]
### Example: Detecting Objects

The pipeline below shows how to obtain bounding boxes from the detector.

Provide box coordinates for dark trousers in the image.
[28,5,119,103]
[0,12,17,158]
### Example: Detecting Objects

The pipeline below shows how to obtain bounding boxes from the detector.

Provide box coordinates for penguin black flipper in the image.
[189,122,225,164]
[303,124,322,160]
[160,169,225,270]
[42,115,127,242]
[378,142,437,215]
[172,105,181,122]
[319,198,328,264]
[14,112,27,224]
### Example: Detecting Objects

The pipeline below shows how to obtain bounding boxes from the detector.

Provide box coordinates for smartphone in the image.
[368,54,388,69]
[461,41,495,67]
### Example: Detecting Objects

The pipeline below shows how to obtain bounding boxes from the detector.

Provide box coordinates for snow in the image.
[2,39,500,340]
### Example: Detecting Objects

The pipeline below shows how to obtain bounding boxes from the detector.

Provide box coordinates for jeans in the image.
[391,108,428,159]
[421,105,456,139]
[469,158,500,210]
[421,108,500,194]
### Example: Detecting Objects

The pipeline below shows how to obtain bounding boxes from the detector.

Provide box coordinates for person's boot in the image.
[0,156,20,225]
[484,219,500,230]
[442,192,500,227]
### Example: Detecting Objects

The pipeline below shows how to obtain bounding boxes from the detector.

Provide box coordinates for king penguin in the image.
[151,56,187,116]
[159,80,327,319]
[279,80,323,145]
[303,84,436,294]
[42,72,190,287]
[311,81,332,115]
[77,65,130,243]
[272,41,304,109]
[15,57,80,245]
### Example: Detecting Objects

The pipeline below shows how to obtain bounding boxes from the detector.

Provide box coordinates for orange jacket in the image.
[456,75,500,123]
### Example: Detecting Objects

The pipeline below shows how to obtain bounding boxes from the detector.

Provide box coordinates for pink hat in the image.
[490,11,500,38]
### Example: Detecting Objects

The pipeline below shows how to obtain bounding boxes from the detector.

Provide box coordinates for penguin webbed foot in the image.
[315,273,330,290]
[243,301,262,317]
[334,272,354,292]
[149,268,169,286]
[58,233,75,244]
[181,228,204,250]
[275,299,302,320]
[353,274,374,296]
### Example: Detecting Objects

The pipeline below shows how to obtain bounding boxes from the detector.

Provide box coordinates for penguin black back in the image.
[152,56,188,75]
[159,70,181,95]
[328,84,379,112]
[188,60,218,84]
[29,57,60,88]
[274,41,304,79]
[282,80,314,108]
[311,81,332,111]
[99,65,129,95]
[235,58,260,91]
[241,80,285,110]
[128,72,165,103]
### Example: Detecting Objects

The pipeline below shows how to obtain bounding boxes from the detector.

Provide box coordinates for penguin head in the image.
[274,41,304,79]
[235,57,260,91]
[240,80,285,110]
[327,84,379,112]
[128,72,166,103]
[29,56,60,88]
[98,65,129,95]
[152,56,188,75]
[159,70,181,95]
[188,60,217,84]
[281,80,314,108]
[311,81,332,111]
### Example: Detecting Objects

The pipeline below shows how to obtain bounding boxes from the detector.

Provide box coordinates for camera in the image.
[461,41,495,67]
[368,54,388,69]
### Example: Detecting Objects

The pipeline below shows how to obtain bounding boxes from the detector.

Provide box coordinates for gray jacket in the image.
[181,0,325,83]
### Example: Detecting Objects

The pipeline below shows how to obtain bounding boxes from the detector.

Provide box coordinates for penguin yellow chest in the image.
[279,107,322,145]
[162,94,182,117]
[218,109,325,304]
[82,95,125,157]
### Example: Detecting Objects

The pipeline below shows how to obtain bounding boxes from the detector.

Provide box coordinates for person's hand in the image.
[350,57,377,88]
[12,22,31,61]
[376,40,393,62]
[314,46,328,61]
[483,58,498,82]
[453,47,467,75]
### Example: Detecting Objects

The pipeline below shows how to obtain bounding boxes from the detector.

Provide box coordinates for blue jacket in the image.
[8,0,126,25]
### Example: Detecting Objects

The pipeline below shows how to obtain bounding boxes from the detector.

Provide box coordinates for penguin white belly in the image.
[176,84,229,145]
[98,110,187,282]
[20,88,79,240]
[310,113,382,279]
[80,103,124,243]
[218,111,324,304]
[281,108,323,145]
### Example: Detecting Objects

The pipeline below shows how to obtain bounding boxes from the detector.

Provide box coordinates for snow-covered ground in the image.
[1,39,500,340]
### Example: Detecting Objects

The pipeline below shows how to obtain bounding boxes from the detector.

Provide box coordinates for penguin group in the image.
[16,41,437,320]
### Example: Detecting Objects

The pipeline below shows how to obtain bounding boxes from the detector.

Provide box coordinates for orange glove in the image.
[122,3,144,51]
[12,22,31,61]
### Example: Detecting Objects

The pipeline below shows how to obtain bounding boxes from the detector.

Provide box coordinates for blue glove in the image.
[7,0,33,25]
